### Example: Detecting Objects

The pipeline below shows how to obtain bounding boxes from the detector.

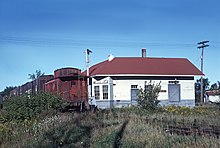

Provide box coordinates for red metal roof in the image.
[88,57,204,76]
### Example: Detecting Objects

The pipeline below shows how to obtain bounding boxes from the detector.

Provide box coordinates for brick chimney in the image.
[142,48,146,58]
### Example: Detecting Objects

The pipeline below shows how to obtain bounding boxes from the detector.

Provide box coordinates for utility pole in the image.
[85,49,92,97]
[197,41,209,103]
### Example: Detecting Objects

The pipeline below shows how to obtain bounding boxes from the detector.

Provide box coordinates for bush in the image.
[163,105,220,116]
[163,106,193,115]
[137,81,161,110]
[2,93,63,122]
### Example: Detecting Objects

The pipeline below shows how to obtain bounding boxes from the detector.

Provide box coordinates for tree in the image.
[28,70,44,95]
[194,78,210,103]
[210,83,218,90]
[209,81,220,97]
[137,81,161,110]
[28,69,44,80]
[0,86,16,98]
[210,81,220,90]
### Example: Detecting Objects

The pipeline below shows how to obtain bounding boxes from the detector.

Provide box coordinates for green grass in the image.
[1,104,220,147]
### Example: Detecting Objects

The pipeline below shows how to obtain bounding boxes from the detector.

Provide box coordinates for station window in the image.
[103,85,108,99]
[94,86,100,100]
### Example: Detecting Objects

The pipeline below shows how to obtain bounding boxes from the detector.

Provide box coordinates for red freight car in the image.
[10,75,54,97]
[44,68,88,105]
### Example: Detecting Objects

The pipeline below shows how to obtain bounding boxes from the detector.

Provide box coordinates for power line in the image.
[0,35,197,48]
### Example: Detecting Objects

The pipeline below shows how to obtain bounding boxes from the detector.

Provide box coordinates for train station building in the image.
[88,49,204,108]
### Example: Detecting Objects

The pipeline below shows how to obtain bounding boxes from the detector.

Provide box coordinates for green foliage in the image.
[163,105,220,116]
[28,69,44,80]
[1,108,220,147]
[34,125,92,148]
[137,81,161,110]
[195,78,210,103]
[92,130,117,148]
[2,93,63,122]
[0,86,16,98]
[28,113,104,148]
[210,81,220,90]
[164,106,194,115]
[209,81,220,100]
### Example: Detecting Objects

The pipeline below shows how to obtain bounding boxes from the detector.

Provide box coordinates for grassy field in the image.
[1,104,220,148]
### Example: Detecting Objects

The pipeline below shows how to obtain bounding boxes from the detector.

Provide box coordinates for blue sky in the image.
[0,0,220,91]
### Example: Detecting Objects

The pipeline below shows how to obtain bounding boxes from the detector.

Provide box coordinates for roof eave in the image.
[90,74,204,77]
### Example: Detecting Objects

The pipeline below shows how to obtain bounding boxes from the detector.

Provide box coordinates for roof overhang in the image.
[90,74,204,78]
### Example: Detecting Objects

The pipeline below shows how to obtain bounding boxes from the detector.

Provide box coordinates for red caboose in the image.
[44,68,88,105]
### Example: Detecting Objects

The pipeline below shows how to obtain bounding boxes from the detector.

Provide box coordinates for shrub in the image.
[2,93,63,122]
[163,105,220,116]
[137,81,161,110]
[163,106,193,115]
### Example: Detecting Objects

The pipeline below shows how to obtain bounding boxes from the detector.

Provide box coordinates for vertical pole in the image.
[200,47,204,103]
[85,49,91,98]
[197,41,209,104]
[86,51,89,77]
[87,51,90,98]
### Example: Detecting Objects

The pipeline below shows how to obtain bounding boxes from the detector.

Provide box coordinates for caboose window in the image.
[63,69,67,75]
[52,83,55,91]
[103,85,108,99]
[68,70,73,74]
[94,86,100,100]
[50,83,53,90]
[71,81,76,86]
[54,82,57,91]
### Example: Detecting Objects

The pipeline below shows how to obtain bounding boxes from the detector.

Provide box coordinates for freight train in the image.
[10,67,88,110]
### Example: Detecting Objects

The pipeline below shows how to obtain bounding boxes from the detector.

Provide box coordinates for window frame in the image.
[102,85,108,100]
[94,86,100,100]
